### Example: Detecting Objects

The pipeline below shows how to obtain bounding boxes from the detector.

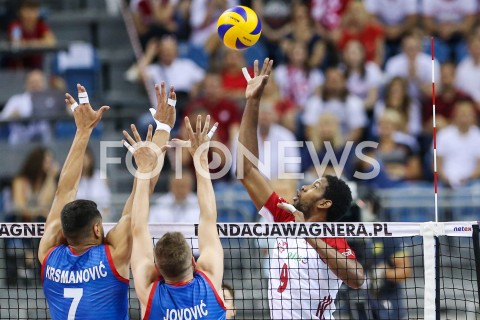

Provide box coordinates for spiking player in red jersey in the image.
[237,58,365,319]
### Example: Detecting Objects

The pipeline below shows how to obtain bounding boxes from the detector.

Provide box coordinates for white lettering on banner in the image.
[45,261,108,284]
[164,300,208,320]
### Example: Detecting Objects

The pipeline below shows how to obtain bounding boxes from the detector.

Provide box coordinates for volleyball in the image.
[217,6,262,50]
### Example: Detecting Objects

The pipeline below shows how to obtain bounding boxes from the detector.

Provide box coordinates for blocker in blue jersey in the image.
[126,115,226,320]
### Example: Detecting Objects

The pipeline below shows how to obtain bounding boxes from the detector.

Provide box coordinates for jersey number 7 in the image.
[64,288,84,319]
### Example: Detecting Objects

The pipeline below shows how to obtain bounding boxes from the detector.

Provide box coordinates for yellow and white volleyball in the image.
[217,6,262,50]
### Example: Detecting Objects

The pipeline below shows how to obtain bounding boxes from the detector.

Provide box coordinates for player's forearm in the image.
[149,130,170,190]
[131,178,151,234]
[56,130,91,199]
[238,97,261,174]
[306,238,365,289]
[194,157,217,221]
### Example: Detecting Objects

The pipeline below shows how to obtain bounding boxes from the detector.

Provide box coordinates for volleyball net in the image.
[0,221,479,319]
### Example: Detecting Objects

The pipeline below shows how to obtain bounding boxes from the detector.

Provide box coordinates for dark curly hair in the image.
[323,175,353,222]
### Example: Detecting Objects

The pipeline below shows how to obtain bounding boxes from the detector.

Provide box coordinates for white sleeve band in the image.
[70,102,79,112]
[78,92,89,104]
[207,124,218,139]
[167,98,177,107]
[149,108,172,133]
[242,67,252,81]
[123,141,135,154]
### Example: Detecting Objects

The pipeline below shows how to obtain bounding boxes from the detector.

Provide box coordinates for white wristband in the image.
[242,67,252,81]
[70,102,79,112]
[149,108,171,133]
[78,92,89,104]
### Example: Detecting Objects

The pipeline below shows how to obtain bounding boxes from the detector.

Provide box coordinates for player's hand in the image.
[172,115,218,160]
[65,84,109,131]
[123,124,167,174]
[277,202,305,222]
[152,82,176,129]
[245,58,274,100]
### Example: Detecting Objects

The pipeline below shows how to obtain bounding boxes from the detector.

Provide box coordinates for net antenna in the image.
[431,37,438,223]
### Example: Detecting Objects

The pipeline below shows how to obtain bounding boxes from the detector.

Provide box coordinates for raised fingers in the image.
[196,115,202,138]
[202,115,211,136]
[184,117,195,142]
[123,129,136,146]
[253,59,259,77]
[131,124,142,142]
[266,59,274,76]
[146,124,153,142]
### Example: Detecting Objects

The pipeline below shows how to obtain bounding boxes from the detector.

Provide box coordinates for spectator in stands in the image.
[302,67,367,142]
[422,0,476,63]
[301,112,352,180]
[4,146,58,283]
[373,77,422,138]
[366,233,412,319]
[9,146,58,221]
[423,63,470,132]
[455,34,480,110]
[310,0,350,42]
[76,147,112,220]
[184,72,240,147]
[375,110,422,182]
[149,170,199,223]
[190,0,237,54]
[338,1,384,65]
[274,41,324,108]
[252,0,293,62]
[232,101,301,179]
[365,0,418,62]
[0,69,53,145]
[6,0,56,69]
[139,36,205,112]
[280,3,326,70]
[219,49,249,103]
[260,78,297,133]
[130,0,191,48]
[437,100,480,188]
[342,40,383,112]
[222,283,237,320]
[385,32,441,101]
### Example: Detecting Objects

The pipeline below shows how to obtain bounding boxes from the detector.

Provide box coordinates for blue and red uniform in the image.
[144,270,226,320]
[42,244,129,320]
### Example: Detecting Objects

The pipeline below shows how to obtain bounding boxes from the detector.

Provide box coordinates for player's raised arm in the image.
[105,82,176,278]
[237,58,275,210]
[38,84,109,263]
[176,115,223,289]
[127,124,168,313]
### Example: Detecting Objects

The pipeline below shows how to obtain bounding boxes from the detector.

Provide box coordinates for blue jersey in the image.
[42,244,129,320]
[145,271,226,320]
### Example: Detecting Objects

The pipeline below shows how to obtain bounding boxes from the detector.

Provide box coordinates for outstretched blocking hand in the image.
[65,84,109,131]
[245,58,274,100]
[123,124,166,174]
[173,115,218,159]
[152,82,176,129]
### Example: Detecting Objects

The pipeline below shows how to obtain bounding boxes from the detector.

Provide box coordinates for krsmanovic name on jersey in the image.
[44,262,108,284]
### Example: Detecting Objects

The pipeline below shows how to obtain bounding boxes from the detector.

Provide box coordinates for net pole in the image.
[473,225,480,302]
[435,236,440,320]
[431,37,439,222]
